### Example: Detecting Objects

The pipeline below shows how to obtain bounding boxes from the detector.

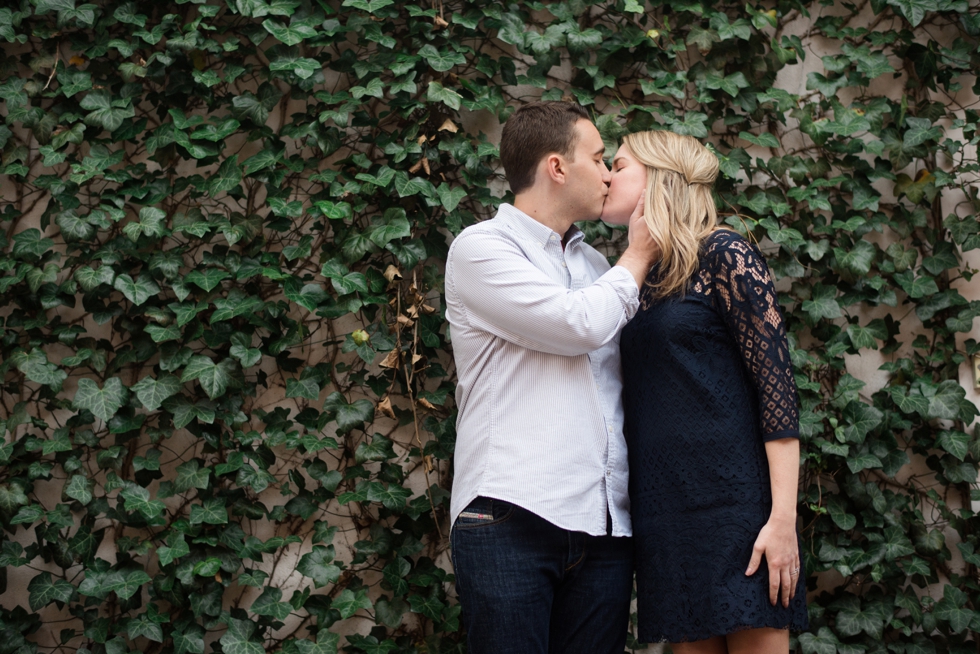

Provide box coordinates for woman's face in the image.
[600,144,647,226]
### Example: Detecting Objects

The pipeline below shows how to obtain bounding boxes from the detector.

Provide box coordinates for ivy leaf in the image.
[181,356,237,400]
[436,184,467,212]
[366,482,411,510]
[185,269,231,292]
[798,628,840,654]
[297,546,342,587]
[157,534,190,566]
[119,484,165,519]
[426,81,462,111]
[73,377,128,423]
[13,349,68,388]
[189,498,228,525]
[833,594,886,638]
[220,618,265,654]
[206,156,243,196]
[323,392,375,434]
[12,229,54,258]
[286,377,321,400]
[332,589,372,619]
[174,460,211,492]
[64,475,94,505]
[173,624,205,654]
[937,430,970,461]
[887,0,933,26]
[934,586,975,633]
[802,285,842,321]
[79,91,134,131]
[251,587,293,620]
[113,273,161,306]
[28,572,76,610]
[738,131,780,148]
[131,375,181,411]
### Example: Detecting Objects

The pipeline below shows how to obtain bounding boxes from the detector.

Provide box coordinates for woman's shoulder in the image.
[701,228,761,263]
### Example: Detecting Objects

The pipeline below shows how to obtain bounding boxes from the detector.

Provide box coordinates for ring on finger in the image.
[790,567,800,576]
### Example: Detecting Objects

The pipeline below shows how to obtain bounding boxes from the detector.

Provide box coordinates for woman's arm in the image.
[706,233,802,607]
[746,438,801,607]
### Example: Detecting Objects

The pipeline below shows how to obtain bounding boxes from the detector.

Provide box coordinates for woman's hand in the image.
[745,515,800,607]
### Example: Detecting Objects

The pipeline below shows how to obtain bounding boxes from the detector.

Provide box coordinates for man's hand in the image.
[616,191,660,289]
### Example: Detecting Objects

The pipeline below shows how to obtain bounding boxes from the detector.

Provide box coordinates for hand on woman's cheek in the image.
[600,145,647,226]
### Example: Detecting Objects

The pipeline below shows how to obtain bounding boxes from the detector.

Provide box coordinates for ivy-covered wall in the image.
[2,0,980,652]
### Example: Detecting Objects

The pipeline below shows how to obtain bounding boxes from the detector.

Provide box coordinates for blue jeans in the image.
[450,497,633,654]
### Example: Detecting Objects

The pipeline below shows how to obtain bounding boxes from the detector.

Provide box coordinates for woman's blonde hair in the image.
[622,130,719,299]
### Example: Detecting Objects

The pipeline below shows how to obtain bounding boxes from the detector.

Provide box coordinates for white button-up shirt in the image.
[445,203,639,537]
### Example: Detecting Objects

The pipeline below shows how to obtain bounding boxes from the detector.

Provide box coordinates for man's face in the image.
[562,120,611,221]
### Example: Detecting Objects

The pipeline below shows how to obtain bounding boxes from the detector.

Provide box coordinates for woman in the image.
[600,130,808,653]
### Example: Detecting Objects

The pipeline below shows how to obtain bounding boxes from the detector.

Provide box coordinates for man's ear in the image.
[542,153,566,186]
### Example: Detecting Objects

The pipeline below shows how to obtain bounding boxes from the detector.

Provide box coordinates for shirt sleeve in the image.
[706,234,800,441]
[446,230,640,357]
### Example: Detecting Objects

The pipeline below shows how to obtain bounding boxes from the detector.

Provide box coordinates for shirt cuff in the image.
[599,265,641,320]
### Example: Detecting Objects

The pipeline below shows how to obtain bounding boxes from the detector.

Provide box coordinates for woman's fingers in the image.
[789,557,800,601]
[781,563,793,607]
[745,540,764,576]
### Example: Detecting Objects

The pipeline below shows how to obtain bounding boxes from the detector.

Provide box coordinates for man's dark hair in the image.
[500,102,590,195]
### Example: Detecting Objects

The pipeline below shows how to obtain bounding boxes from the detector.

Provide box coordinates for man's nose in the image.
[601,163,611,184]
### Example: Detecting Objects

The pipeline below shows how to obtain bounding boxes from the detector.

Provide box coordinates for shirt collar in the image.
[496,203,585,249]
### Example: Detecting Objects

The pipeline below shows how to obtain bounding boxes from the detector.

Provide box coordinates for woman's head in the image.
[600,130,720,298]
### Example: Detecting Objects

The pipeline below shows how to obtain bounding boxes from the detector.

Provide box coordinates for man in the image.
[445,101,659,653]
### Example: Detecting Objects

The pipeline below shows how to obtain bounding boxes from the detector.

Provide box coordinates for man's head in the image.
[500,102,591,195]
[500,102,610,222]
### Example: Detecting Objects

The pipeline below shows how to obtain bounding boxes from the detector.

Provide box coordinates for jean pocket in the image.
[454,496,514,529]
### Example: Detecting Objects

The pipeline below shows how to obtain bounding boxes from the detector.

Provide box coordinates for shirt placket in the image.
[567,241,614,534]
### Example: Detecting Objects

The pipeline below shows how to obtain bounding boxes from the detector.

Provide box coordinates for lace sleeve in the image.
[702,232,800,441]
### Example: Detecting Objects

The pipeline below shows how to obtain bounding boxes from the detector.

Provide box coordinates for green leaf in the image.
[220,619,265,654]
[261,18,317,45]
[113,273,160,306]
[14,349,68,388]
[289,633,340,654]
[887,0,933,26]
[186,268,231,292]
[28,572,75,610]
[802,285,842,321]
[12,229,54,258]
[426,81,462,111]
[252,587,293,620]
[436,184,467,212]
[157,535,190,566]
[297,546,341,587]
[120,483,165,519]
[323,392,375,434]
[129,374,180,411]
[73,377,128,423]
[206,156,242,196]
[57,210,96,241]
[332,588,372,619]
[738,131,780,148]
[174,460,211,492]
[181,356,237,400]
[65,475,94,505]
[189,498,228,525]
[936,430,970,460]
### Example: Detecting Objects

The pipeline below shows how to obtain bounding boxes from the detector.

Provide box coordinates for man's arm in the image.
[447,231,641,356]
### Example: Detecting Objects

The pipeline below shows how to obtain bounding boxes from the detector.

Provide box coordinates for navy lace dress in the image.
[621,229,808,643]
